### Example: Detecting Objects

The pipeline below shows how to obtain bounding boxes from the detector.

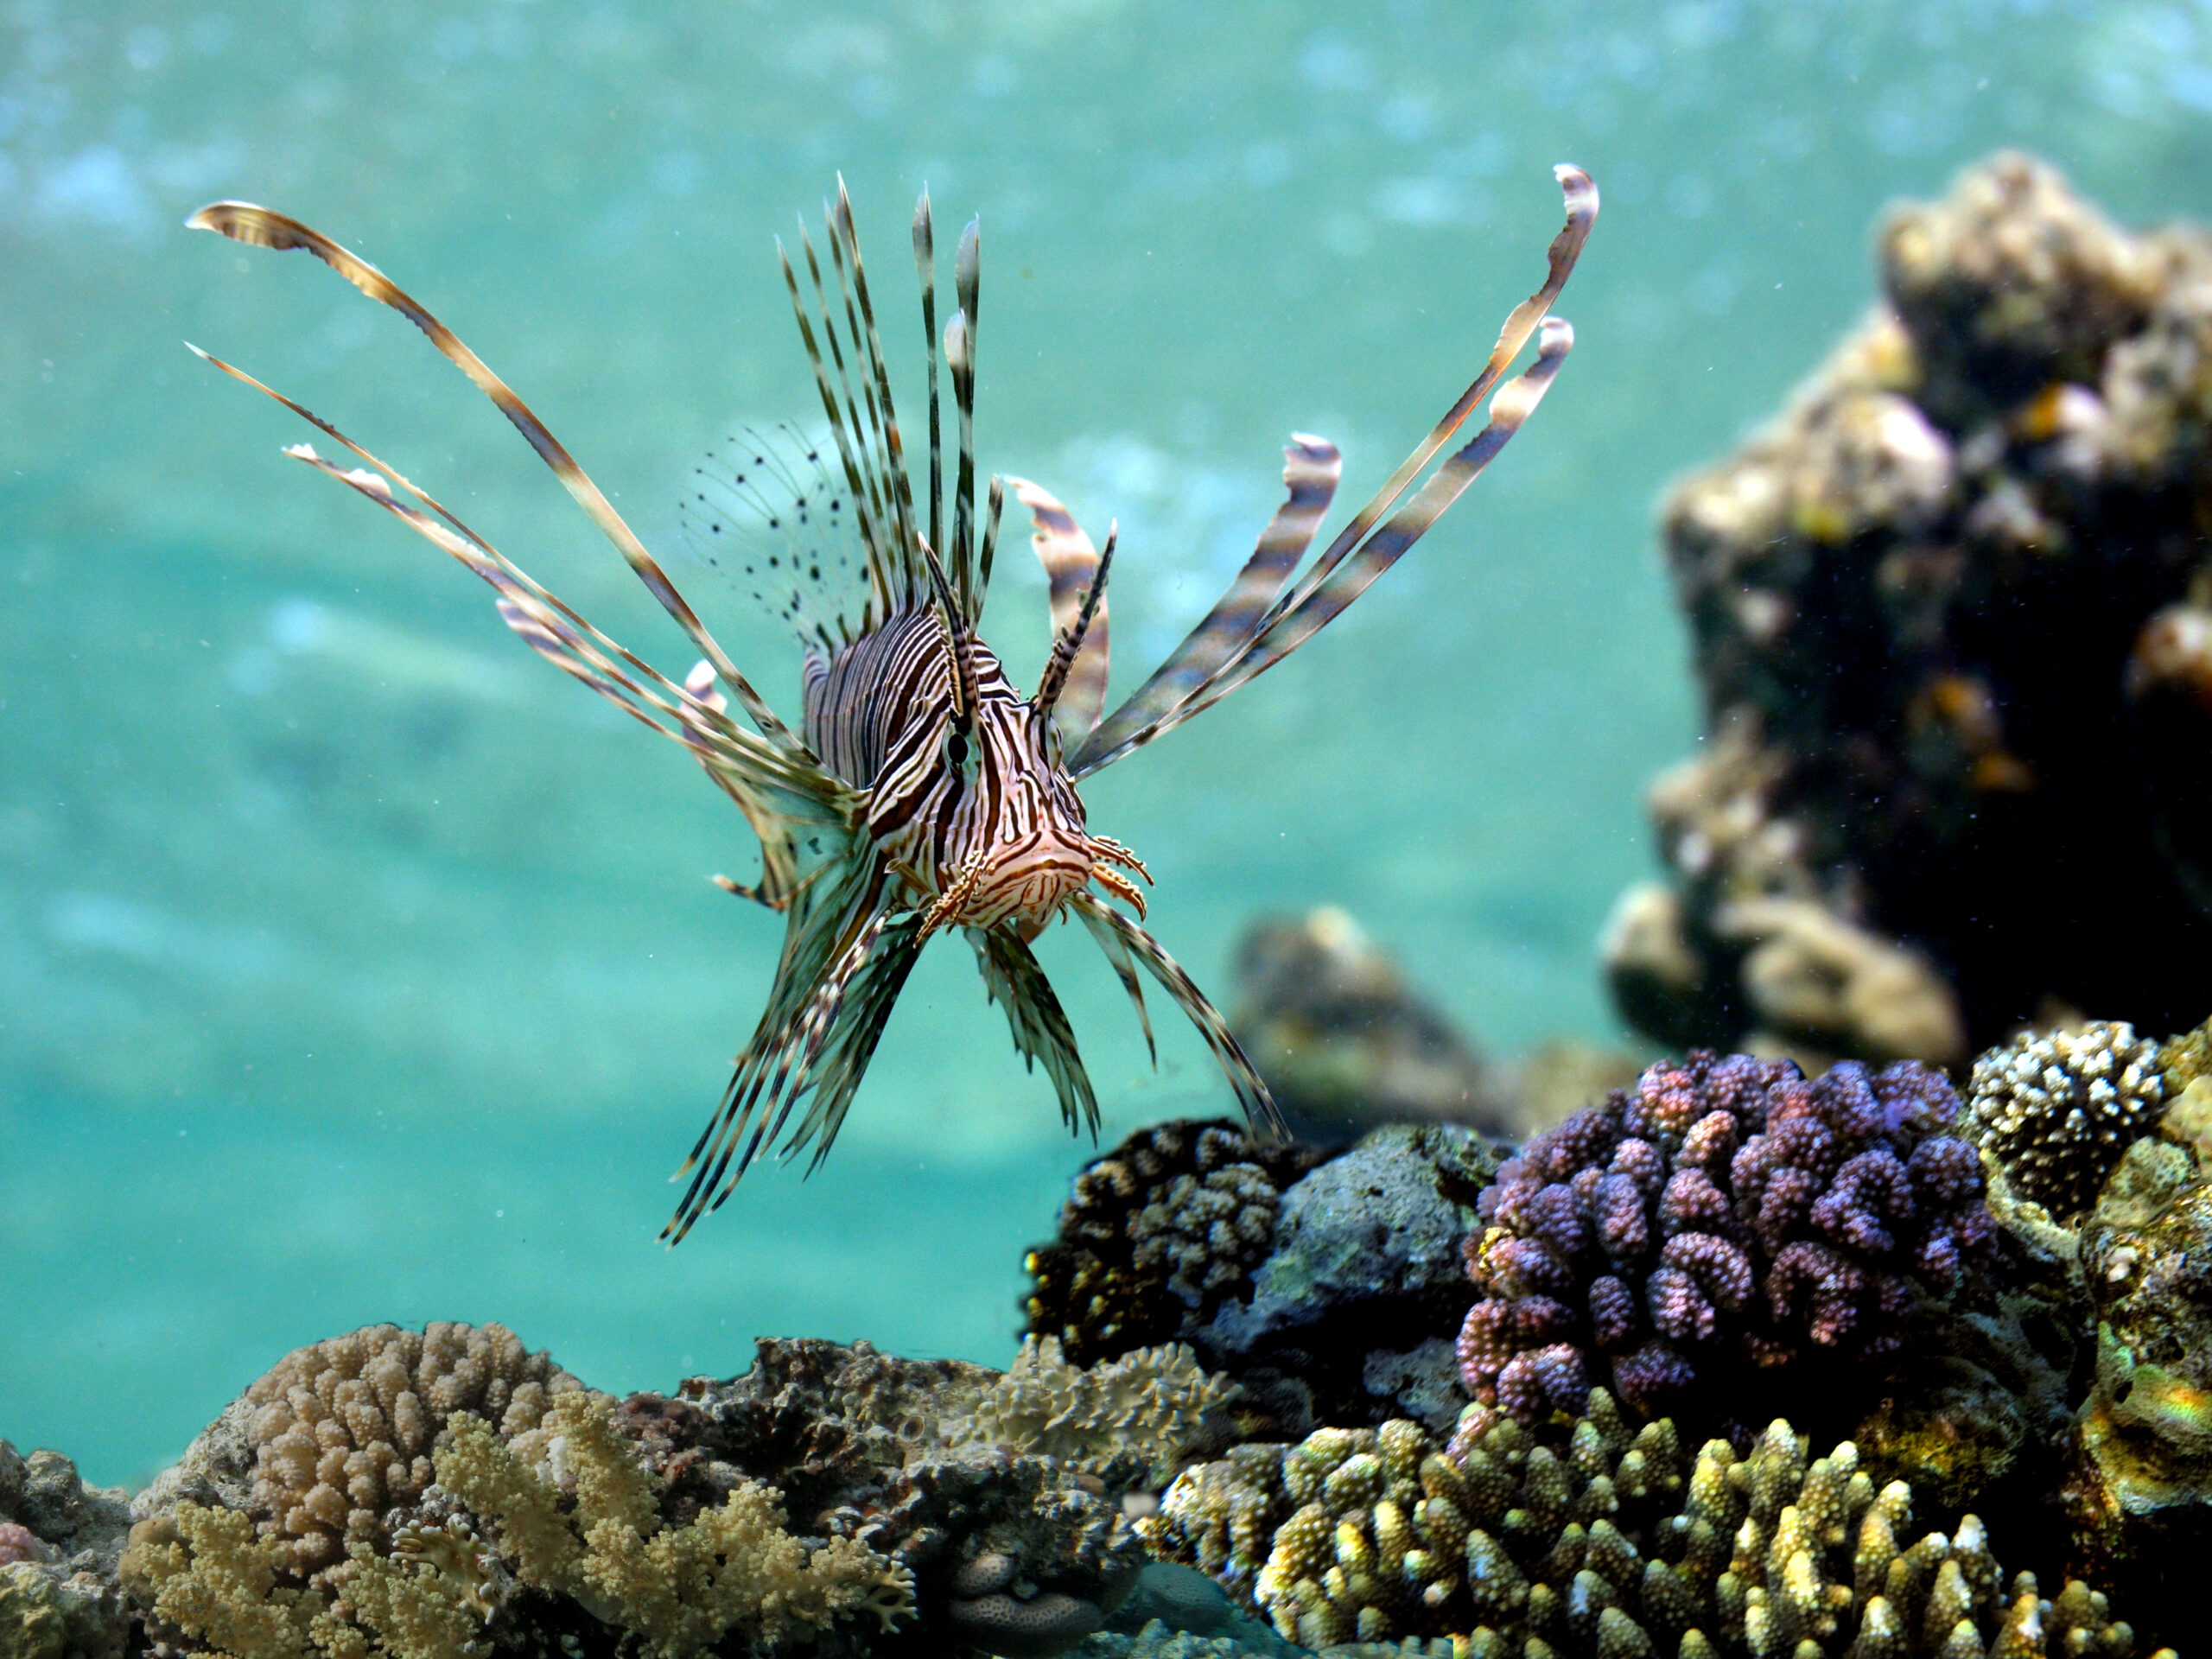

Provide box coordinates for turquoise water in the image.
[3,1,2209,1487]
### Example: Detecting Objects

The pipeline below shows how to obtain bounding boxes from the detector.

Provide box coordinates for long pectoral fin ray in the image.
[1069,892,1281,1137]
[185,200,798,747]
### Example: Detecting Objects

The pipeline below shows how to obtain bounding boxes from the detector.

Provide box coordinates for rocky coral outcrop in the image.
[1229,908,1510,1140]
[1199,1125,1497,1439]
[637,1337,1167,1656]
[1609,151,2212,1060]
[2066,1132,2212,1646]
[1457,1052,1993,1427]
[1023,1121,1334,1370]
[0,1440,132,1659]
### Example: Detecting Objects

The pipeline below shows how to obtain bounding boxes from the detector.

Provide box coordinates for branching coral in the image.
[235,1322,584,1583]
[1025,1122,1331,1366]
[1139,1395,2159,1657]
[960,1338,1231,1487]
[1456,1052,1995,1424]
[430,1391,912,1657]
[1965,1021,2166,1219]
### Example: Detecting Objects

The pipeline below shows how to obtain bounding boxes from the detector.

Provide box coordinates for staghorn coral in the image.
[1228,908,1511,1141]
[1456,1051,1994,1426]
[1965,1021,2166,1220]
[1024,1121,1332,1368]
[146,1322,588,1587]
[959,1338,1230,1487]
[1139,1395,2158,1657]
[1608,152,2212,1062]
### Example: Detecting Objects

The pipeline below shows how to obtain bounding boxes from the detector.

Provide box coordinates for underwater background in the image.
[3,0,2209,1489]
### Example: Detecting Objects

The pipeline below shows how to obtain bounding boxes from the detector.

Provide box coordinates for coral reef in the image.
[1609,151,2212,1059]
[2067,1132,2212,1644]
[1456,1051,1994,1426]
[134,1321,586,1590]
[1965,1021,2166,1220]
[958,1338,1232,1487]
[1141,1393,2155,1657]
[1200,1126,1497,1438]
[0,1440,131,1659]
[1023,1120,1333,1368]
[639,1337,1157,1656]
[1229,908,1510,1140]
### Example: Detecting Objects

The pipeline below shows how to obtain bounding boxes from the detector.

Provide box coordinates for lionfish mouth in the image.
[904,834,1152,940]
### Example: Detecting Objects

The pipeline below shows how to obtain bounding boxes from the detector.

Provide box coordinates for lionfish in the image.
[187,164,1596,1243]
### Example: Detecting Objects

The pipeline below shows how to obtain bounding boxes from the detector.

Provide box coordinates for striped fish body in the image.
[188,164,1594,1241]
[802,606,1100,938]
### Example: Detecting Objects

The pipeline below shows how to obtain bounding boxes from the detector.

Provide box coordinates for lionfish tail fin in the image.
[1068,892,1282,1140]
[1062,164,1596,776]
[186,201,798,749]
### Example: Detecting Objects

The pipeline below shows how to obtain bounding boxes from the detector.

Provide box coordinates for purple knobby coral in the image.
[1457,1051,1996,1421]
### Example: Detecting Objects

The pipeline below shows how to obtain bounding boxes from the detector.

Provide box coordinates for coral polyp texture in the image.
[1137,1394,2155,1657]
[1606,150,2212,1064]
[1964,1020,2166,1219]
[216,1321,586,1585]
[1456,1051,1994,1424]
[1023,1120,1332,1367]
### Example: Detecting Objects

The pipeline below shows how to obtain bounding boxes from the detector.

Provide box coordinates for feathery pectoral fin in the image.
[969,925,1099,1139]
[1067,891,1282,1138]
[1007,478,1111,743]
[187,200,798,747]
[664,872,921,1244]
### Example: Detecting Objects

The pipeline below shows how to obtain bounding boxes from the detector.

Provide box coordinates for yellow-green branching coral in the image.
[433,1391,913,1658]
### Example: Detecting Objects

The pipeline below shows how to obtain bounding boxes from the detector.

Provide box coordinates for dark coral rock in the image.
[1457,1051,1995,1429]
[1199,1125,1498,1436]
[1023,1121,1333,1369]
[663,1338,1149,1658]
[1608,151,2212,1061]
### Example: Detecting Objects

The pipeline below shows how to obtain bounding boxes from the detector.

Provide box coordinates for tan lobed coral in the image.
[225,1322,587,1585]
[1139,1394,2162,1657]
[1966,1021,2166,1220]
[959,1338,1231,1488]
[119,1391,913,1659]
